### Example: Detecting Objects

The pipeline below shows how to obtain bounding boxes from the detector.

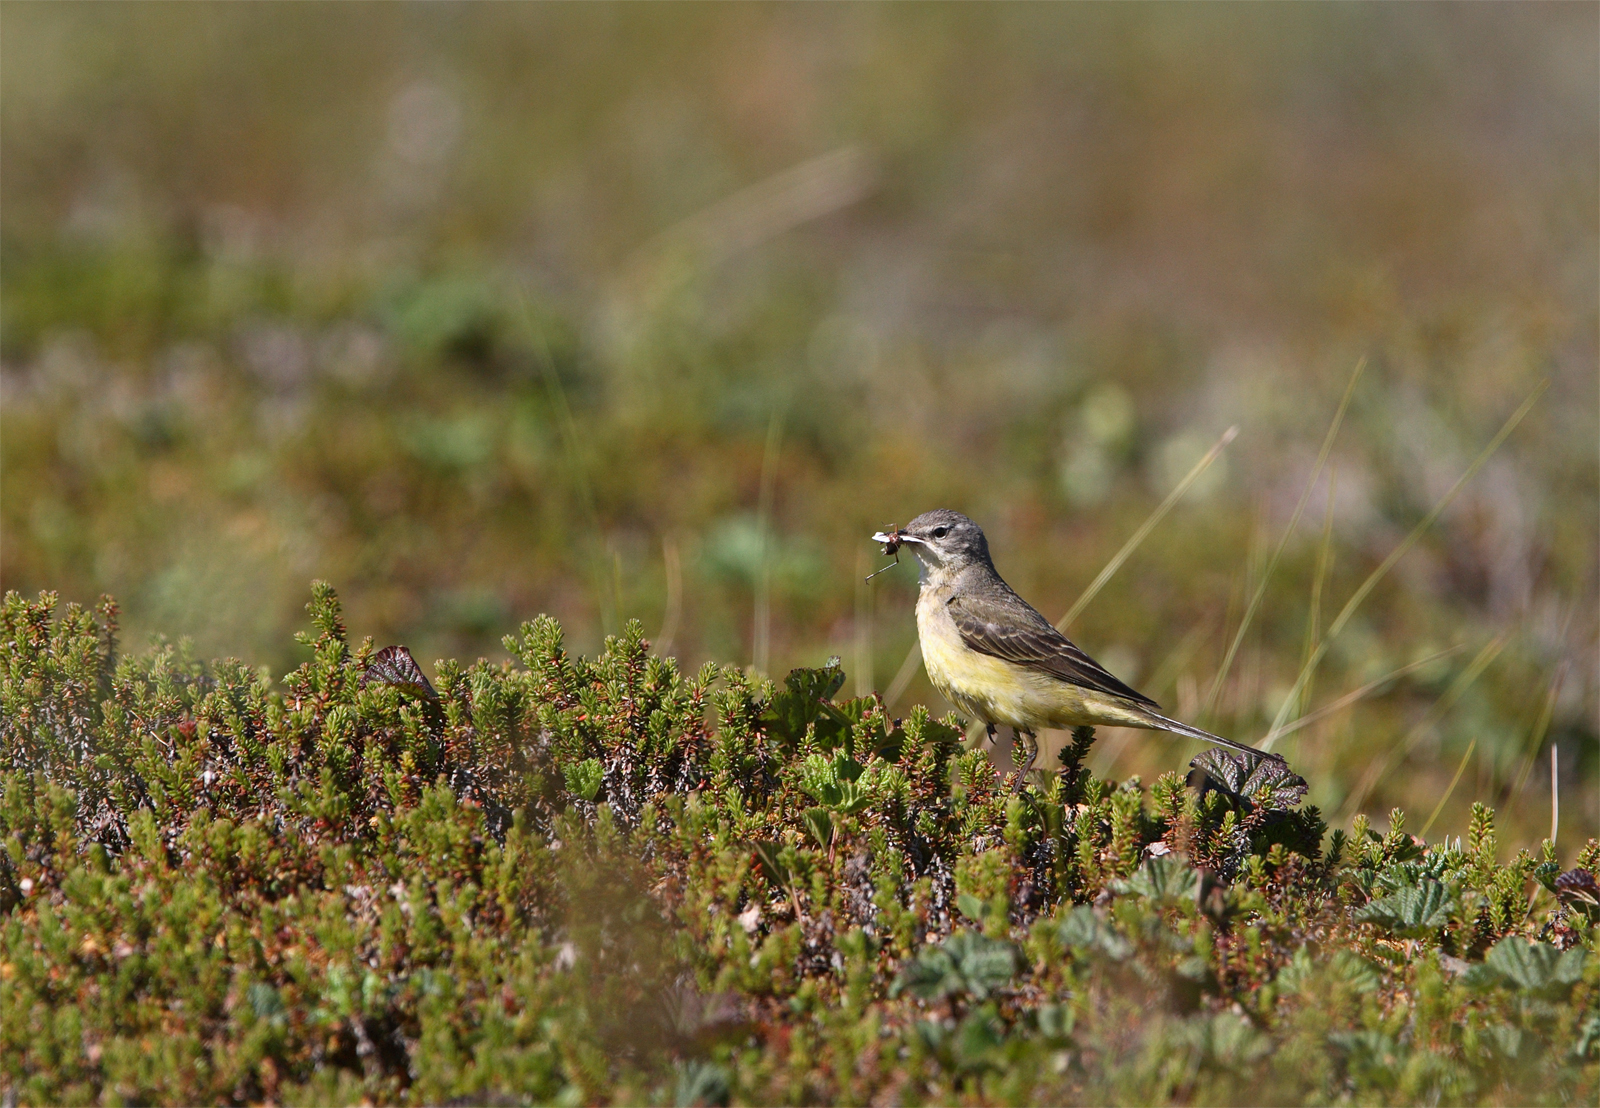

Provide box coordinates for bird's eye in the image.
[933,526,949,539]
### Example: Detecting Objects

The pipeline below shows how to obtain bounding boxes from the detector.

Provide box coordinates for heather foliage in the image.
[2,587,1596,1105]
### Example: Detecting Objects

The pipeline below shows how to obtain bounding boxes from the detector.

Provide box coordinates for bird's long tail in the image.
[1150,713,1283,761]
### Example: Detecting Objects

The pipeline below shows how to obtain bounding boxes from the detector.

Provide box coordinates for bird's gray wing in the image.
[947,591,1160,709]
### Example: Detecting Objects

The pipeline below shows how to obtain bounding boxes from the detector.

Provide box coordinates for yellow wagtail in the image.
[872,509,1279,773]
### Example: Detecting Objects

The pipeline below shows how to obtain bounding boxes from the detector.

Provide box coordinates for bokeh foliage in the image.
[2,6,1595,842]
[1,587,1597,1105]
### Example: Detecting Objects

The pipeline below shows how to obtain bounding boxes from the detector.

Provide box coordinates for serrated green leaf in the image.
[1478,937,1588,997]
[760,661,847,748]
[1056,906,1133,961]
[895,931,1017,1002]
[1486,1024,1524,1060]
[944,931,1018,1000]
[895,946,959,1000]
[956,892,986,923]
[1112,856,1201,903]
[1356,879,1454,937]
[801,807,833,851]
[1186,747,1308,811]
[1330,950,1383,993]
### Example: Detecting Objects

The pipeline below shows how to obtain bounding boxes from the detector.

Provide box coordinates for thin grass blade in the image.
[1202,360,1364,722]
[1298,462,1341,716]
[882,427,1236,706]
[1419,737,1477,839]
[1057,425,1238,632]
[1268,645,1466,741]
[1340,635,1506,820]
[752,407,785,675]
[656,535,683,656]
[883,640,924,709]
[1510,662,1570,802]
[1261,380,1547,751]
[516,282,614,634]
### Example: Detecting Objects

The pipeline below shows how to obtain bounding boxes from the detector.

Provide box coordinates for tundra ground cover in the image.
[4,4,1596,850]
[2,586,1595,1105]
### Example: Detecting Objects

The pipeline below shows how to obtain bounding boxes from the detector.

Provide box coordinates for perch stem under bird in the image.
[870,512,1281,778]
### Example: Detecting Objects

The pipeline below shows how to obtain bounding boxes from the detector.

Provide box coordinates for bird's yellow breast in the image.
[914,587,1152,733]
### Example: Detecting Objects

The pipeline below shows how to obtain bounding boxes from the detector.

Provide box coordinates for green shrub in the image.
[2,586,1596,1105]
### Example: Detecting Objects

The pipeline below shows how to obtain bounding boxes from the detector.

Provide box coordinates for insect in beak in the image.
[871,529,904,554]
[866,529,907,580]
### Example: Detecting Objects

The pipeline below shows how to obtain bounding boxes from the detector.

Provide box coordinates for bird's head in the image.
[872,509,992,579]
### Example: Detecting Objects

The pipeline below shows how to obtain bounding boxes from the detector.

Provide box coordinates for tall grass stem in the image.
[752,407,784,675]
[854,547,874,698]
[1550,744,1559,848]
[880,425,1237,707]
[1056,424,1238,632]
[655,535,682,656]
[1509,662,1569,802]
[1143,622,1213,704]
[1420,737,1477,839]
[515,283,614,635]
[1201,359,1364,724]
[1299,463,1341,717]
[1261,380,1547,751]
[1340,635,1506,820]
[1266,645,1466,742]
[883,641,923,709]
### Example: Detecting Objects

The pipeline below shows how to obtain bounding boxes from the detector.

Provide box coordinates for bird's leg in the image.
[986,722,998,746]
[1010,729,1040,793]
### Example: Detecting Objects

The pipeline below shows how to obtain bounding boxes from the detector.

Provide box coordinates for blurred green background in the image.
[2,3,1595,846]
